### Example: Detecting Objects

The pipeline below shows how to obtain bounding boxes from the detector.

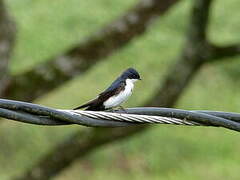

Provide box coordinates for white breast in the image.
[103,79,135,109]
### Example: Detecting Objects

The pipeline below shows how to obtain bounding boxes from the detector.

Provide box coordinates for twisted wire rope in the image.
[0,99,240,132]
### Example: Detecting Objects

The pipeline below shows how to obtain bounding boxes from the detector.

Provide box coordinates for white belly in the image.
[104,79,134,109]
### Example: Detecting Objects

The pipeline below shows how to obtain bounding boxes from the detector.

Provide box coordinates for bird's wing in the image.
[73,97,99,110]
[73,79,125,110]
[98,79,126,100]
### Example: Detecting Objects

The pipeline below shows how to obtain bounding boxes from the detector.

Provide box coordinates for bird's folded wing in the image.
[73,98,98,110]
[98,80,126,101]
[73,79,126,110]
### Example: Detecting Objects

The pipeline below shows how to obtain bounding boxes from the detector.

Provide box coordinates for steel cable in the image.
[0,98,240,132]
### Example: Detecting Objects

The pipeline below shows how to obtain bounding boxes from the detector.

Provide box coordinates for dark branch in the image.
[14,126,148,180]
[146,0,213,107]
[0,0,16,96]
[209,43,240,60]
[4,0,179,101]
[186,0,212,43]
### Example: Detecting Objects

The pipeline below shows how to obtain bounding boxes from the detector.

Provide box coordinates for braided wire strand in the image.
[69,110,198,125]
[0,99,240,132]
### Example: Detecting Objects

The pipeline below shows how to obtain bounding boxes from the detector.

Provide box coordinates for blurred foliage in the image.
[1,0,240,179]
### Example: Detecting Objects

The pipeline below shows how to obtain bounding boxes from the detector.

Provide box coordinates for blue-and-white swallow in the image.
[74,68,141,111]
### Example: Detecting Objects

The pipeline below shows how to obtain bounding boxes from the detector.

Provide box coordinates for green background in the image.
[1,0,240,179]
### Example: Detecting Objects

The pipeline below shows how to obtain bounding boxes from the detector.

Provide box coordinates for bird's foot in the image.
[118,106,127,113]
[105,108,117,113]
[105,106,127,114]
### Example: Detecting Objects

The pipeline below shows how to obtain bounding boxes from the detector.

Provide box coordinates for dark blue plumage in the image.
[102,68,141,93]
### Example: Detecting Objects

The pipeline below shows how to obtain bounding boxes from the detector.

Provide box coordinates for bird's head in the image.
[121,68,141,83]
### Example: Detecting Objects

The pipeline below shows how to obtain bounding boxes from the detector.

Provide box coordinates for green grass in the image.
[1,0,240,179]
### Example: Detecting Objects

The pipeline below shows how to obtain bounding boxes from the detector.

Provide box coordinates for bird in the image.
[73,67,141,111]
